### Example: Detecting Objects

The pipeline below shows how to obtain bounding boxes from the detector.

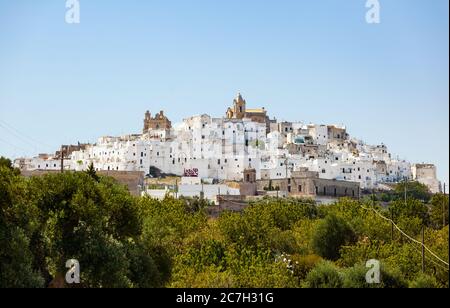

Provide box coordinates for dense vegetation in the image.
[0,157,448,288]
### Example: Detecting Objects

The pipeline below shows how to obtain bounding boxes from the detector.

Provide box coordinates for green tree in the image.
[394,181,431,202]
[409,273,439,288]
[85,162,99,182]
[303,261,343,288]
[342,263,407,288]
[429,194,449,229]
[312,214,356,260]
[0,156,13,168]
[390,198,429,228]
[25,172,167,288]
[0,156,20,175]
[0,226,45,288]
[0,166,44,287]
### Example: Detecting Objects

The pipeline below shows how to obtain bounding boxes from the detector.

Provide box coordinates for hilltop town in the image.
[14,93,442,202]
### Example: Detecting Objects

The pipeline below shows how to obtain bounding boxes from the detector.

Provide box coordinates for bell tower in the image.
[143,111,151,133]
[233,93,246,119]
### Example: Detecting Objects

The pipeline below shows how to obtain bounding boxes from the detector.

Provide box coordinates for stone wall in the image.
[21,170,145,196]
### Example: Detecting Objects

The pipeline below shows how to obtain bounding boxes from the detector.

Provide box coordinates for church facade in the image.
[226,93,273,133]
[143,110,172,133]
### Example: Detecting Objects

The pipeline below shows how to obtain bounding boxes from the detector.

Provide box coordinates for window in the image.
[141,152,144,157]
[298,185,302,192]
[322,169,326,174]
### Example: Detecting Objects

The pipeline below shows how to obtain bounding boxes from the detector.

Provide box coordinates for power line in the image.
[410,240,449,272]
[0,123,40,151]
[0,119,51,146]
[0,119,53,151]
[359,203,449,268]
[0,137,30,154]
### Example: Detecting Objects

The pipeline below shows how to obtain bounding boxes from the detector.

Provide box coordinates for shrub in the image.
[409,273,439,288]
[312,214,356,260]
[303,261,343,288]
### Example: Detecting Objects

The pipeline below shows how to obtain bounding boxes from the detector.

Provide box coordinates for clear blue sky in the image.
[0,0,448,186]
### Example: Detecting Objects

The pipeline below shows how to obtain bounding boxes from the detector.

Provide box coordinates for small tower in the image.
[143,111,151,133]
[243,168,256,183]
[233,93,246,119]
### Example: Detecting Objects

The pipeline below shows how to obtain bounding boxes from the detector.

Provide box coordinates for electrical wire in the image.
[359,203,449,268]
[0,119,53,151]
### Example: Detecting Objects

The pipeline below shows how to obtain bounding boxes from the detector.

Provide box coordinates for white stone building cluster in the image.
[15,94,441,193]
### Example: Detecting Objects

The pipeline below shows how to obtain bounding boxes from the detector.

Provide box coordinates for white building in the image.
[14,94,440,193]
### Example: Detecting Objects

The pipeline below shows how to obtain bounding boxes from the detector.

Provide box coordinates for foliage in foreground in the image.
[0,160,448,288]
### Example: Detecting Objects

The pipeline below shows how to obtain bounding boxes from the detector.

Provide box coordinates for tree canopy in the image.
[0,161,448,288]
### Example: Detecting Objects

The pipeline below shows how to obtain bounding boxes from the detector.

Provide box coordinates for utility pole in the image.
[60,145,64,173]
[285,157,288,180]
[390,208,394,242]
[175,178,178,199]
[404,177,408,206]
[201,181,204,200]
[218,186,221,207]
[421,224,425,273]
[443,183,447,227]
[372,188,375,206]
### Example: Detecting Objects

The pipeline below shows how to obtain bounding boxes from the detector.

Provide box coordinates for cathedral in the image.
[226,93,272,132]
[143,110,172,133]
